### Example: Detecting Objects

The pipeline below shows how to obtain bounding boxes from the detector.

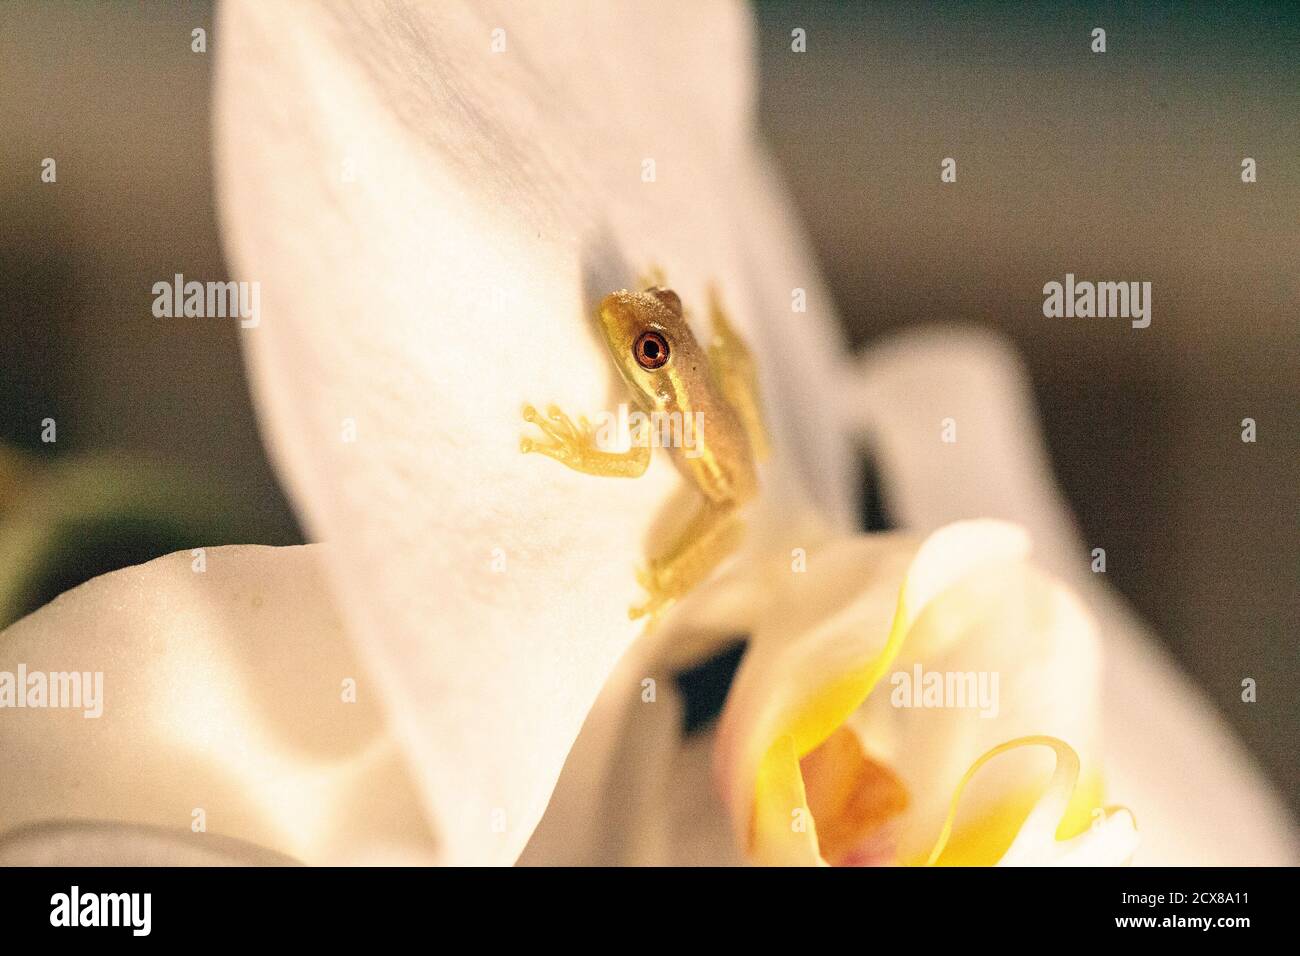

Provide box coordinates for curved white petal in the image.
[522,620,745,866]
[0,545,435,865]
[850,558,1104,864]
[0,821,301,867]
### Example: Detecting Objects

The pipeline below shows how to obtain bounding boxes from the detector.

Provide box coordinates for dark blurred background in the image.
[0,2,1295,811]
[0,1,301,588]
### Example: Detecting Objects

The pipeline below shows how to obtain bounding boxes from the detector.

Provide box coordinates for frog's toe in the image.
[629,566,679,622]
[544,405,580,438]
[634,563,656,591]
[523,404,573,445]
[629,594,664,622]
[522,404,550,436]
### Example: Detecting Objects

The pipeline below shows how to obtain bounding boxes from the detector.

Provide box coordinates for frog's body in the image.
[521,281,768,621]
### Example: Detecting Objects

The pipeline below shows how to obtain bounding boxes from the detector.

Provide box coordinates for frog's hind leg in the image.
[630,501,744,622]
[706,285,770,460]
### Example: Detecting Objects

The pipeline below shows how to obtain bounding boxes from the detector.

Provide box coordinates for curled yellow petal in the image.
[752,736,823,866]
[923,736,1137,867]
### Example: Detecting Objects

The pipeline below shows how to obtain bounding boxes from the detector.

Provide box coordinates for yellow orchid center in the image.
[738,520,1137,867]
[799,726,909,866]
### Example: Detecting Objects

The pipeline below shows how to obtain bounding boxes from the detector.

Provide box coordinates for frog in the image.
[521,278,769,622]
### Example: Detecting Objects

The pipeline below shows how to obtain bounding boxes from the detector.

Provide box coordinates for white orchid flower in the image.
[713,520,1137,867]
[1,0,1294,868]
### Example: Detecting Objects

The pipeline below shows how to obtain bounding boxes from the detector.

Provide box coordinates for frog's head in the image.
[597,287,698,405]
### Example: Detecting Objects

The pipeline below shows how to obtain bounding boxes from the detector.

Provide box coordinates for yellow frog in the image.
[521,281,768,621]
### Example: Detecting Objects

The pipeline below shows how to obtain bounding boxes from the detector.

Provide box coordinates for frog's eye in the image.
[634,330,670,370]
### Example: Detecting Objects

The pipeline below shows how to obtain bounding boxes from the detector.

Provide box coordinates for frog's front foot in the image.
[520,404,651,478]
[520,404,593,465]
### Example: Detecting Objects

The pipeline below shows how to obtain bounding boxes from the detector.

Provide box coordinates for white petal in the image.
[0,545,434,865]
[0,821,300,867]
[850,559,1104,864]
[213,0,849,862]
[522,629,743,866]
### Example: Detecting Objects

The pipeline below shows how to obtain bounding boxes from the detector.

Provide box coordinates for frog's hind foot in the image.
[628,568,678,625]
